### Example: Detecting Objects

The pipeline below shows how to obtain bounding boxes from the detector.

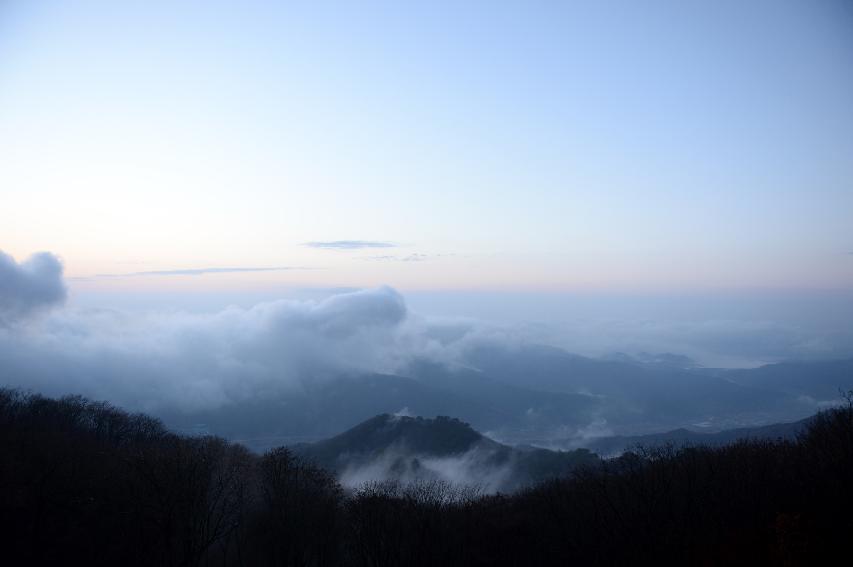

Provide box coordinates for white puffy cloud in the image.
[0,285,423,412]
[0,251,67,325]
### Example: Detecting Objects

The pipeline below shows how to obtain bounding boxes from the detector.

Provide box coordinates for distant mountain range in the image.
[289,410,815,492]
[160,346,853,452]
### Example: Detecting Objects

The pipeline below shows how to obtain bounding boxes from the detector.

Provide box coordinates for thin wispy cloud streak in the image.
[362,254,429,262]
[90,266,303,278]
[305,240,396,250]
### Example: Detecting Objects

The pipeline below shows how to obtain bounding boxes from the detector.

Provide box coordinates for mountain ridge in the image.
[293,413,599,492]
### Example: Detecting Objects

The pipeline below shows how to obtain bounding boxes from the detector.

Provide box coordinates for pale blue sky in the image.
[1,0,852,292]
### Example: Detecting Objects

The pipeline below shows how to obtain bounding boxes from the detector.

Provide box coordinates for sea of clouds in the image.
[2,250,850,414]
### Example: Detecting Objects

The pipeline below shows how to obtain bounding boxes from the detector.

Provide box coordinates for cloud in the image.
[0,285,421,412]
[0,251,67,325]
[0,252,516,415]
[361,254,429,262]
[2,249,850,420]
[304,240,395,250]
[361,255,397,261]
[0,270,527,417]
[91,266,301,278]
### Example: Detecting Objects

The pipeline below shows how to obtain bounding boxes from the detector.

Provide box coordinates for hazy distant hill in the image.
[454,345,851,430]
[161,347,853,450]
[163,373,514,451]
[293,413,599,492]
[582,417,810,456]
[405,359,600,435]
[723,358,853,401]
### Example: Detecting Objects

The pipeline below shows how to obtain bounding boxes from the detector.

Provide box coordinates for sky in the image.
[1,0,853,374]
[2,0,853,440]
[1,0,852,295]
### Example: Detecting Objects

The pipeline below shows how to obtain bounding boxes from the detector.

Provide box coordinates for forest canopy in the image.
[1,387,851,566]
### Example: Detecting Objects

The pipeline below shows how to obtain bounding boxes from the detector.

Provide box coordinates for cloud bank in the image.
[0,250,525,414]
[1,248,849,419]
[0,285,425,412]
[0,260,536,417]
[0,251,66,325]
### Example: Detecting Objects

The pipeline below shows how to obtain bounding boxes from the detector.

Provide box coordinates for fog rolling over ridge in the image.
[1,249,852,455]
[293,414,599,493]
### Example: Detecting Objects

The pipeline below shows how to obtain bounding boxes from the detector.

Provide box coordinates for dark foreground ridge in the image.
[1,387,852,566]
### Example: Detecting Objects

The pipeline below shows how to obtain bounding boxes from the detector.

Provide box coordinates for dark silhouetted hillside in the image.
[1,387,852,566]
